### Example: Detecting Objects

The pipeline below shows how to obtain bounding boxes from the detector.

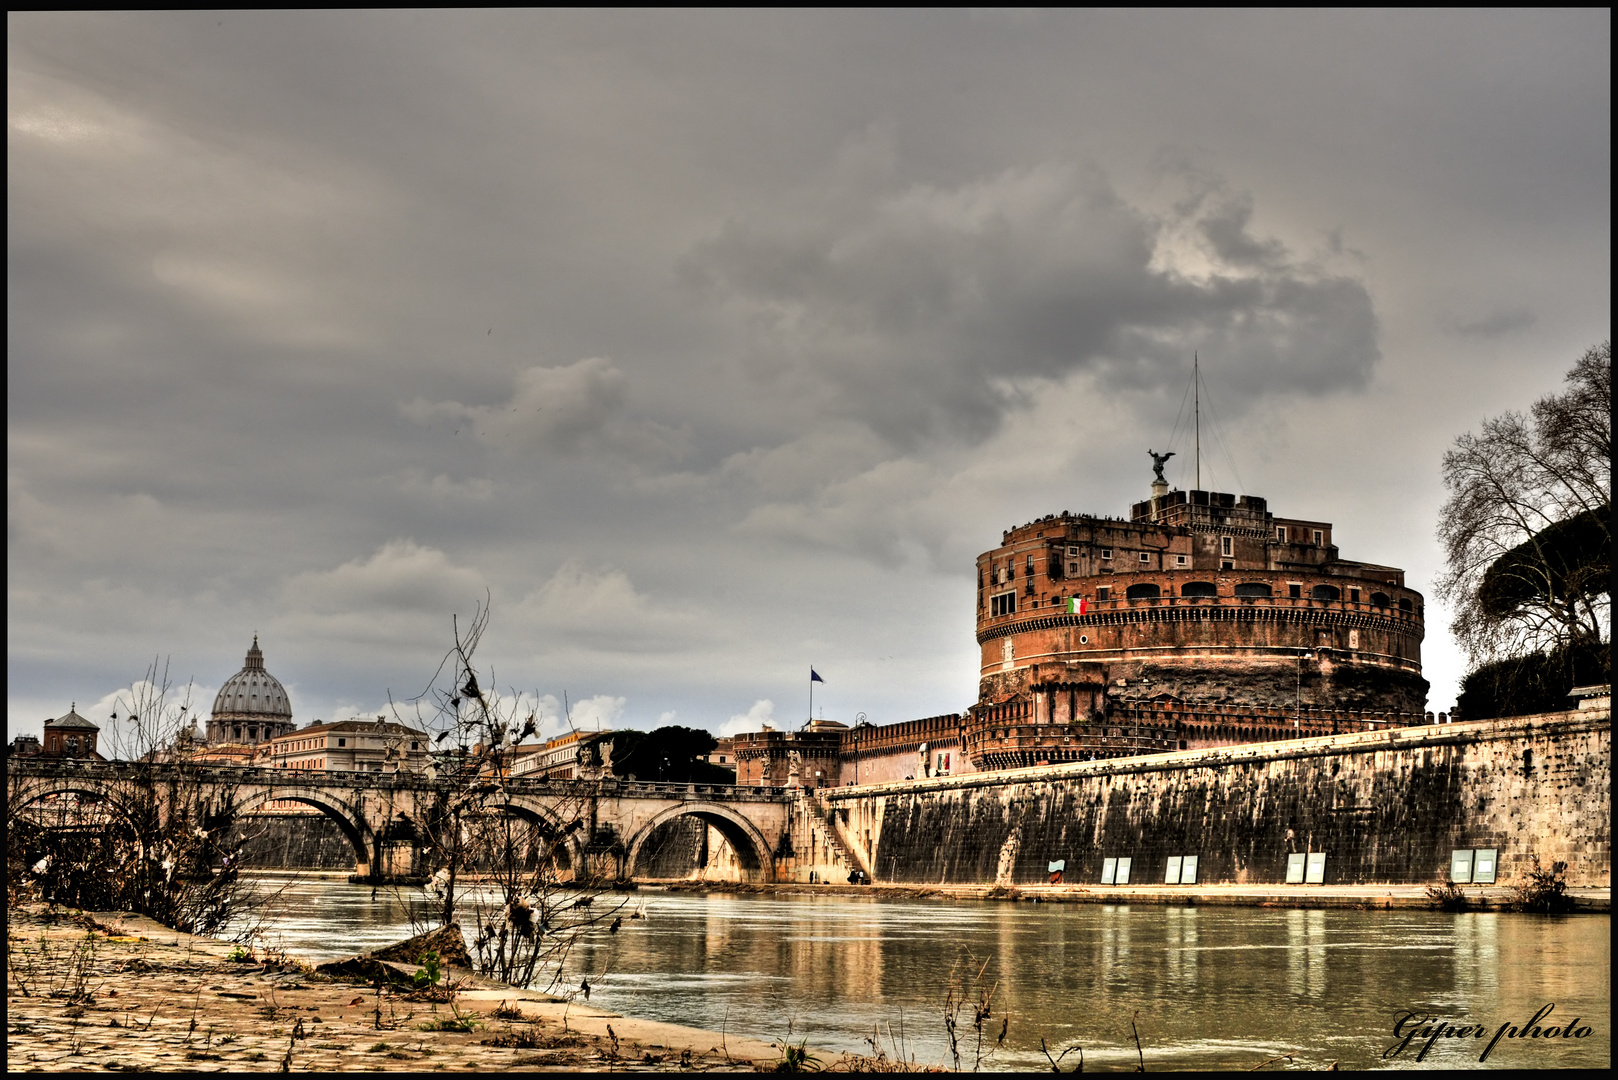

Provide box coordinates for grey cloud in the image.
[403,358,690,465]
[683,163,1380,448]
[1457,307,1537,338]
[280,539,486,622]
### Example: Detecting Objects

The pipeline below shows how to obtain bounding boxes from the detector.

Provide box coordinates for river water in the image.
[240,874,1608,1071]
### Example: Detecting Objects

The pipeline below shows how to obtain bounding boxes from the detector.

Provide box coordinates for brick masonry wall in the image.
[825,709,1609,888]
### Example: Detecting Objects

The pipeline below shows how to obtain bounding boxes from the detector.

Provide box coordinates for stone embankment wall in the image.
[237,812,356,870]
[815,708,1610,889]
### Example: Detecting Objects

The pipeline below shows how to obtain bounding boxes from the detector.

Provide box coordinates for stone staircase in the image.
[803,790,871,880]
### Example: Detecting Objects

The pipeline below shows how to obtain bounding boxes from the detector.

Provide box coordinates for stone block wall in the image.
[236,812,357,870]
[821,709,1609,888]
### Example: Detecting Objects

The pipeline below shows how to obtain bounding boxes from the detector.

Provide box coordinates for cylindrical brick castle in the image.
[968,486,1427,767]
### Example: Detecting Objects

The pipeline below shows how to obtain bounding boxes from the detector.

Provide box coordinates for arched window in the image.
[1234,582,1272,598]
[1311,584,1341,601]
[1370,591,1390,607]
[1126,583,1161,600]
[1180,581,1218,597]
[1398,598,1414,612]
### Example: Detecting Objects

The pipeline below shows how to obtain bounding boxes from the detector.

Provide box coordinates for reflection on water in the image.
[242,876,1609,1071]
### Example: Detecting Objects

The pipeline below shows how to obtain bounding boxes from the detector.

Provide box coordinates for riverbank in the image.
[4,904,854,1073]
[650,879,1613,912]
[238,868,1611,912]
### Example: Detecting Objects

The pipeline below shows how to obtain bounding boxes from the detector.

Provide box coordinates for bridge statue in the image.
[1148,448,1175,483]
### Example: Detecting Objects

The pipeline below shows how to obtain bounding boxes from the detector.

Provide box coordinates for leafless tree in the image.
[1436,342,1610,666]
[392,599,627,991]
[9,659,268,939]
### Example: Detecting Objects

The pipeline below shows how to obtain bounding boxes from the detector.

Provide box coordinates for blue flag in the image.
[810,668,824,683]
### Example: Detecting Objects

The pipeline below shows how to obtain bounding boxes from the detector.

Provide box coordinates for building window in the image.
[1313,530,1323,545]
[1068,546,1078,557]
[1096,587,1110,602]
[1026,554,1035,574]
[991,592,1017,617]
[1288,583,1302,599]
[1176,554,1188,566]
[1349,587,1360,603]
[1100,548,1112,560]
[1220,536,1233,557]
[1276,526,1288,542]
[338,738,346,747]
[1068,562,1078,574]
[1139,551,1150,564]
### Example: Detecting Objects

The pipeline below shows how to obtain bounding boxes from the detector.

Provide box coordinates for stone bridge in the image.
[7,761,795,884]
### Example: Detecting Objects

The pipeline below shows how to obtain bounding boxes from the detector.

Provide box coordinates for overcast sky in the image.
[9,10,1610,745]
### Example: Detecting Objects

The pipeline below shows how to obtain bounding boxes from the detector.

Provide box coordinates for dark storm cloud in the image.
[682,163,1379,447]
[7,10,1609,735]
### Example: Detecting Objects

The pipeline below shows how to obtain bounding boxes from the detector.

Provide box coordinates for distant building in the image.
[39,705,104,760]
[705,736,737,777]
[513,729,616,779]
[8,734,42,758]
[208,636,295,747]
[263,717,429,774]
[734,720,847,789]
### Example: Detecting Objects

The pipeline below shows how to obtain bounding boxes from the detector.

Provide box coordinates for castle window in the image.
[1139,551,1150,564]
[1176,554,1188,566]
[1370,591,1390,607]
[1234,582,1272,598]
[1068,547,1078,557]
[1276,526,1288,542]
[1096,587,1110,601]
[1313,530,1324,545]
[1027,554,1035,574]
[1220,536,1233,557]
[1068,562,1078,574]
[338,738,346,747]
[1349,587,1360,603]
[1398,598,1413,612]
[1311,584,1341,601]
[1288,583,1302,599]
[1125,583,1161,600]
[991,592,1017,617]
[1180,581,1218,598]
[1100,548,1112,560]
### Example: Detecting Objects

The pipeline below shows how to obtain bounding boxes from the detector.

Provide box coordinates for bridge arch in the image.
[11,776,141,834]
[626,802,776,884]
[490,796,585,877]
[234,786,377,876]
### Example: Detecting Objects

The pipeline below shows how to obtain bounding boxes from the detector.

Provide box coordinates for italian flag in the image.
[1068,597,1088,615]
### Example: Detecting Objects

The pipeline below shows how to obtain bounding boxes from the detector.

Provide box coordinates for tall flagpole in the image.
[809,665,814,726]
[1194,352,1201,491]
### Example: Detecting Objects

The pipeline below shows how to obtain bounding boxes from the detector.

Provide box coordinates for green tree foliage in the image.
[1456,638,1610,720]
[1476,507,1610,619]
[1437,343,1611,711]
[608,726,733,784]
